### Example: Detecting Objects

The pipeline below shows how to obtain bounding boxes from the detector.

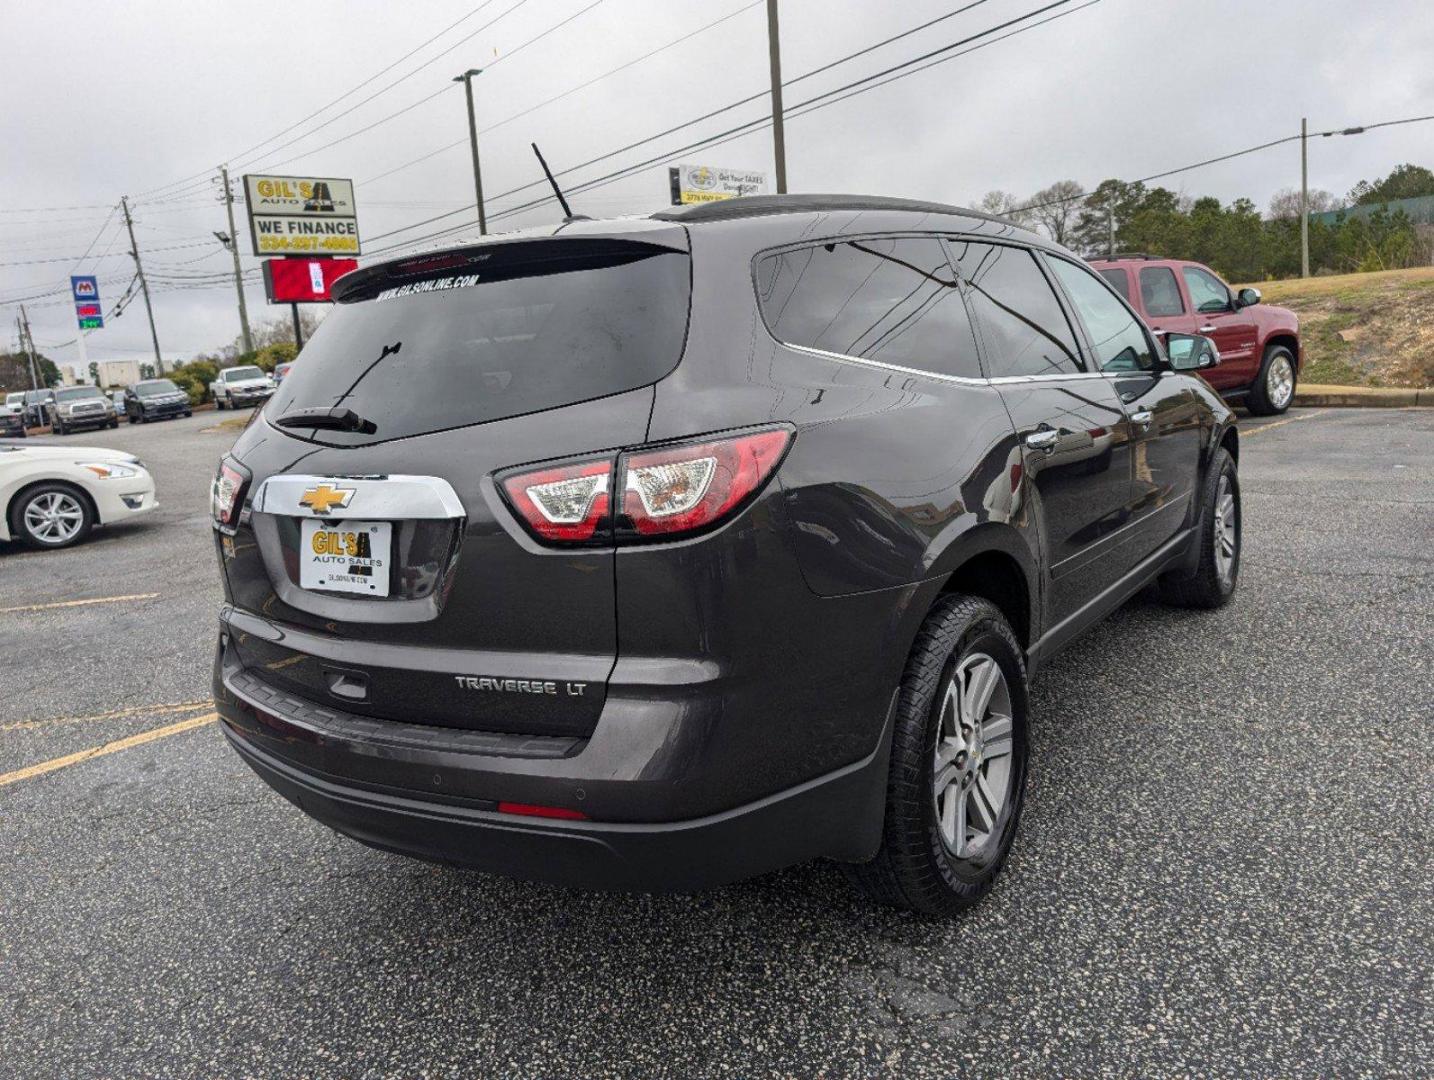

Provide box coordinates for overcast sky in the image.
[3,0,1431,372]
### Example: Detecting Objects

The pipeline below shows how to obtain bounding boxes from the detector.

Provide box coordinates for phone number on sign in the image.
[258,235,360,253]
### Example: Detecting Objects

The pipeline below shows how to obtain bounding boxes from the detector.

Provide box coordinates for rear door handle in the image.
[1198,324,1217,334]
[1130,409,1154,428]
[1025,428,1059,452]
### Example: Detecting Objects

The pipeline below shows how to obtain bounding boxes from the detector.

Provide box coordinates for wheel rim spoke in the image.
[933,652,1014,861]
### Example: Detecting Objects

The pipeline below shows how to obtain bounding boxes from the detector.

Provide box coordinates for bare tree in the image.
[974,190,1032,227]
[1026,181,1085,245]
[1267,187,1342,220]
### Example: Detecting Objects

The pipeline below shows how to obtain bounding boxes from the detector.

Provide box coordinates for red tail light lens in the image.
[500,458,613,543]
[211,458,250,531]
[619,428,792,537]
[498,428,792,546]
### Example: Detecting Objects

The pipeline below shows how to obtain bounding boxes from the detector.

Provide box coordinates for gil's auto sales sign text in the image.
[243,174,361,256]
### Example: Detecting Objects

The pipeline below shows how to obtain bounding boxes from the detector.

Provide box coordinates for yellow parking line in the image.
[0,593,160,615]
[1243,410,1328,438]
[1,699,212,734]
[0,713,217,789]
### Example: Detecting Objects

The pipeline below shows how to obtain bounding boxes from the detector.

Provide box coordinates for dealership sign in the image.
[668,164,768,205]
[70,275,103,329]
[243,174,361,256]
[262,257,359,304]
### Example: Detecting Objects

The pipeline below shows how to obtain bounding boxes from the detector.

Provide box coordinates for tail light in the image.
[501,458,612,543]
[211,457,250,532]
[499,427,792,546]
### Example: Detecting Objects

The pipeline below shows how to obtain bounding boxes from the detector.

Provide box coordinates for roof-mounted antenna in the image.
[531,142,587,221]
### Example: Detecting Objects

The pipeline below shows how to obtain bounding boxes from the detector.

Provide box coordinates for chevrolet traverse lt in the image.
[212,196,1240,914]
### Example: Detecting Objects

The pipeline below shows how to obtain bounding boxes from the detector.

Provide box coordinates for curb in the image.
[1294,384,1433,407]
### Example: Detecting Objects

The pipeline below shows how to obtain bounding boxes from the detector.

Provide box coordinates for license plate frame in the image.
[299,519,392,597]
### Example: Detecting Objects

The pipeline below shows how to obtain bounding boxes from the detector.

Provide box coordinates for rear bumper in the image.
[222,711,890,892]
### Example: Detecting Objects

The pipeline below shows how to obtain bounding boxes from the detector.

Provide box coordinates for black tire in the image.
[845,594,1030,915]
[1159,448,1240,609]
[1248,344,1297,415]
[108,417,118,429]
[183,411,192,419]
[140,412,150,423]
[215,397,225,411]
[10,482,95,550]
[128,413,138,424]
[56,420,68,436]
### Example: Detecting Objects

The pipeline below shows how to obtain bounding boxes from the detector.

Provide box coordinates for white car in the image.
[0,444,157,549]
[212,365,275,410]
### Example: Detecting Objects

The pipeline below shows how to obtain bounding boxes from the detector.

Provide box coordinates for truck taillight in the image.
[211,458,250,531]
[498,428,792,547]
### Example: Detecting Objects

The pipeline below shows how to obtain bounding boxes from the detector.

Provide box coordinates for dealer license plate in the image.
[299,519,391,597]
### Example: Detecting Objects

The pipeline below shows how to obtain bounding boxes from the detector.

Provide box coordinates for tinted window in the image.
[224,366,264,381]
[756,237,981,379]
[55,387,103,402]
[1182,266,1231,313]
[948,241,1082,377]
[1049,258,1156,372]
[1099,268,1130,302]
[268,242,691,445]
[1139,266,1185,317]
[135,379,180,397]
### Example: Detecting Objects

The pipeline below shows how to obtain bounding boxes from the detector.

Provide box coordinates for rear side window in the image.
[948,241,1082,378]
[1139,266,1185,316]
[755,237,981,379]
[266,242,691,445]
[1048,258,1156,372]
[1098,268,1130,302]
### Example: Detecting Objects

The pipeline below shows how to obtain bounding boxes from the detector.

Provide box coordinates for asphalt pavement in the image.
[1,407,1430,1079]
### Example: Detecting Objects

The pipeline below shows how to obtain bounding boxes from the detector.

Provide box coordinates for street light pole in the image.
[766,0,788,194]
[1300,117,1309,279]
[454,69,488,234]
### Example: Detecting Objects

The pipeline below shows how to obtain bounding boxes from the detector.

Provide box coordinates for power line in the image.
[360,0,765,189]
[143,0,541,204]
[366,0,1083,253]
[133,0,513,200]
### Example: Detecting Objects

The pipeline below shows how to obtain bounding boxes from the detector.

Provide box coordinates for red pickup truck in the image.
[1088,255,1302,415]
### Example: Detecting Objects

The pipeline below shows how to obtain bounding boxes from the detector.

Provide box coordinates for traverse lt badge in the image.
[299,483,355,515]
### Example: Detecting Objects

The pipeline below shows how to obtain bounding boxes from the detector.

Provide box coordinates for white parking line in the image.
[0,593,160,615]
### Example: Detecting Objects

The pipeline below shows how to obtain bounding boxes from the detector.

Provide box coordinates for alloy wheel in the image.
[23,491,85,545]
[1267,355,1294,410]
[932,653,1015,859]
[1213,473,1238,584]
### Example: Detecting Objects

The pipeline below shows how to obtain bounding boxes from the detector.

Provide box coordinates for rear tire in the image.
[844,594,1030,915]
[1159,448,1239,609]
[1248,344,1296,415]
[108,417,118,429]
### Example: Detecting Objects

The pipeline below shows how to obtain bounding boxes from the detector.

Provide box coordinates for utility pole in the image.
[1107,201,1115,257]
[1299,117,1310,279]
[18,310,40,388]
[766,0,788,194]
[453,69,488,234]
[121,196,164,373]
[220,165,254,354]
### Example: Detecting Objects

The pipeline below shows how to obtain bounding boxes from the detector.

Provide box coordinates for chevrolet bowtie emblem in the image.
[299,484,355,515]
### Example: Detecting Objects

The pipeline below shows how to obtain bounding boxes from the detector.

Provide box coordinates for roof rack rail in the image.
[1090,251,1159,261]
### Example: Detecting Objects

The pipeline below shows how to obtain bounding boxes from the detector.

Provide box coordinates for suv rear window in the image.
[266,240,691,445]
[1098,268,1130,302]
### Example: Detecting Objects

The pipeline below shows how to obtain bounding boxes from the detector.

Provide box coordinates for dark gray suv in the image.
[212,196,1239,914]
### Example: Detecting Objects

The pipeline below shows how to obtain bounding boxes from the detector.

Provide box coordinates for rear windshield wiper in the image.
[273,407,377,435]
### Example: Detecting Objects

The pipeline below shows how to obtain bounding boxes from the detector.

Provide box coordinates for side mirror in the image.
[1235,286,1261,309]
[1164,332,1221,371]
